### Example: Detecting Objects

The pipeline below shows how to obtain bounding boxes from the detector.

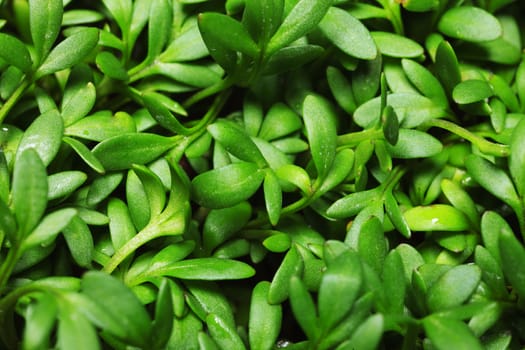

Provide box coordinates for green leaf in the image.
[36,28,99,78]
[434,40,461,97]
[199,12,259,58]
[438,6,502,43]
[289,276,319,340]
[264,170,282,225]
[92,133,176,171]
[102,0,132,38]
[258,103,302,141]
[263,44,324,76]
[302,94,337,180]
[404,204,470,231]
[160,22,208,62]
[62,136,105,174]
[465,154,521,211]
[423,315,484,350]
[327,188,381,219]
[452,79,493,104]
[384,191,411,238]
[147,0,172,62]
[62,216,93,268]
[57,301,100,350]
[345,314,384,350]
[95,51,128,80]
[16,109,63,166]
[107,198,136,251]
[60,65,96,126]
[382,249,406,313]
[266,0,332,55]
[382,105,399,145]
[269,245,304,304]
[386,129,442,159]
[12,149,48,239]
[82,271,152,348]
[29,0,63,64]
[249,281,282,350]
[0,33,33,73]
[319,7,377,60]
[191,162,265,209]
[263,233,291,253]
[319,249,362,332]
[145,257,255,280]
[146,241,196,273]
[371,31,424,58]
[401,59,448,108]
[208,120,266,167]
[132,164,166,218]
[499,227,525,300]
[23,208,77,250]
[426,264,481,312]
[400,0,439,12]
[352,54,382,105]
[62,9,104,26]
[509,115,525,197]
[318,148,354,194]
[0,197,16,242]
[357,216,387,275]
[66,111,136,142]
[243,0,283,44]
[440,179,479,229]
[185,280,236,327]
[206,313,246,350]
[23,293,58,350]
[327,66,357,114]
[150,279,174,349]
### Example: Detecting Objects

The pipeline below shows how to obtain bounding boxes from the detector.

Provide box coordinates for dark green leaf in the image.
[384,191,410,238]
[302,94,337,180]
[243,0,283,44]
[95,51,128,80]
[249,281,282,350]
[264,170,282,225]
[318,148,354,194]
[17,109,63,166]
[36,28,99,78]
[191,162,265,209]
[319,6,377,60]
[358,216,387,275]
[12,149,48,239]
[400,0,439,12]
[438,6,502,42]
[290,276,319,340]
[352,54,382,105]
[132,164,166,218]
[434,40,461,97]
[269,245,304,304]
[264,45,324,76]
[61,66,97,126]
[401,58,448,108]
[151,279,174,349]
[102,0,132,38]
[29,0,63,63]
[266,0,332,55]
[327,66,357,114]
[382,105,399,145]
[92,133,176,171]
[63,137,105,174]
[199,12,259,58]
[0,33,33,73]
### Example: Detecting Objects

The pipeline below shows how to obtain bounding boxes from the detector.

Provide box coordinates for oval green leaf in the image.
[438,6,502,43]
[404,204,470,231]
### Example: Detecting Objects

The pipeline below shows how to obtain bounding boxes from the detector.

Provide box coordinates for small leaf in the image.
[509,116,525,197]
[275,164,311,193]
[302,94,337,180]
[142,91,189,134]
[386,129,442,159]
[499,227,525,300]
[327,188,381,219]
[269,245,304,304]
[57,301,100,350]
[151,279,174,349]
[426,264,481,312]
[249,281,282,350]
[95,51,128,80]
[199,12,259,57]
[208,120,266,167]
[107,198,136,251]
[82,271,152,348]
[62,216,93,268]
[146,241,196,273]
[327,66,357,114]
[185,280,236,327]
[62,136,105,174]
[65,111,136,142]
[264,170,282,225]
[258,103,302,141]
[440,179,479,229]
[382,105,399,145]
[36,28,99,78]
[191,162,265,209]
[23,208,77,250]
[401,59,448,108]
[203,202,252,253]
[147,0,172,62]
[146,257,255,280]
[16,109,64,166]
[404,204,470,231]
[48,172,86,201]
[434,40,461,97]
[452,79,493,104]
[438,6,502,42]
[263,44,324,76]
[263,233,291,253]
[465,154,521,211]
[12,149,48,239]
[319,7,377,60]
[382,250,406,313]
[318,148,354,194]
[318,249,362,332]
[384,191,411,238]
[266,0,332,55]
[132,164,166,218]
[0,33,33,73]
[399,0,439,12]
[289,276,319,340]
[23,293,58,350]
[102,0,132,38]
[92,133,176,171]
[206,314,246,350]
[345,314,384,350]
[357,216,387,275]
[423,315,484,350]
[371,31,424,58]
[29,0,63,63]
[62,9,105,26]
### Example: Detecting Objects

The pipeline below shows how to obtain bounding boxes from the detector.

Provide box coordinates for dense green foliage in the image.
[0,0,525,348]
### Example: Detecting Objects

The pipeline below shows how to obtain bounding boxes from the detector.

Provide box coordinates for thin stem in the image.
[0,79,31,125]
[424,118,510,157]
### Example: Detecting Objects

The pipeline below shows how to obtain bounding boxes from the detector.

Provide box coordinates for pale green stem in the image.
[0,79,31,125]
